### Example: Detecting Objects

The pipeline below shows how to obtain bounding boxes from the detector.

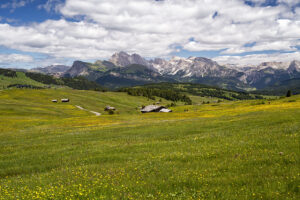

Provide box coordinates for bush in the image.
[7,84,43,89]
[166,102,177,108]
[108,110,114,115]
[251,101,265,105]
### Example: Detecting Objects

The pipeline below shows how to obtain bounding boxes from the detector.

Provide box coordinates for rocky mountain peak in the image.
[257,61,290,70]
[64,61,90,77]
[109,51,151,68]
[288,60,300,73]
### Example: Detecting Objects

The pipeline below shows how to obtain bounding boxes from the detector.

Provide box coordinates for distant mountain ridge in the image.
[105,52,300,89]
[31,65,71,76]
[34,52,300,90]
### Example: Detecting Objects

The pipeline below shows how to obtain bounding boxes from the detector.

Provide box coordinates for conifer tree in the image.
[286,90,292,97]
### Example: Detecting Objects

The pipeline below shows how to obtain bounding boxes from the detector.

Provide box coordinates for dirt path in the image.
[90,111,101,116]
[75,105,101,116]
[75,105,85,110]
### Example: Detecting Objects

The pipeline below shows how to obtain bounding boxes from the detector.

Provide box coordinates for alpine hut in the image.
[61,99,69,102]
[104,106,116,111]
[141,105,172,113]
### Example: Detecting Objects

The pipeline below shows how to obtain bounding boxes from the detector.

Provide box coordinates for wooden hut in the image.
[104,106,116,111]
[141,105,172,113]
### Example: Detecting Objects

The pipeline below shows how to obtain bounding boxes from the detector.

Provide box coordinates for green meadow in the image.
[0,88,299,199]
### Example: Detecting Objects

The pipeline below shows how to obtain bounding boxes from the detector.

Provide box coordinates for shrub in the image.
[108,110,114,115]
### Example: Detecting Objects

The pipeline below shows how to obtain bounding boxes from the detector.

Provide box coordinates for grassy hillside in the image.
[0,71,47,89]
[0,68,105,91]
[0,88,299,199]
[0,89,173,117]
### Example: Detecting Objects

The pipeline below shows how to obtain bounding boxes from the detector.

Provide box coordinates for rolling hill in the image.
[0,68,105,91]
[0,68,47,89]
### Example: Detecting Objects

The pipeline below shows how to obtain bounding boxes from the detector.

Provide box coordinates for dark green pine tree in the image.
[286,90,292,97]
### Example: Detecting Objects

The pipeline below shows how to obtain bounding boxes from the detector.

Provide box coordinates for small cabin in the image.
[61,99,69,102]
[52,99,57,103]
[141,105,172,113]
[104,106,116,111]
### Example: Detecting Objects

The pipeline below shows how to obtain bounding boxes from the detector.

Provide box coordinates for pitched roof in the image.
[141,105,165,113]
[105,106,116,110]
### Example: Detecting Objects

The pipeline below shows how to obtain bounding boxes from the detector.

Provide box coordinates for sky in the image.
[0,0,300,69]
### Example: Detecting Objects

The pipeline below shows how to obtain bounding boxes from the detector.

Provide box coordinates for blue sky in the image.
[0,0,300,68]
[0,0,61,24]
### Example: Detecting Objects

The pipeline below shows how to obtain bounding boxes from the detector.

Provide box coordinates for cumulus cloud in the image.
[38,0,63,13]
[213,51,300,65]
[222,40,299,54]
[245,0,300,7]
[0,0,299,66]
[0,54,33,64]
[277,0,300,7]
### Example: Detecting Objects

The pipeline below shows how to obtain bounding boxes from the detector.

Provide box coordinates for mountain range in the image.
[32,65,71,77]
[33,52,300,91]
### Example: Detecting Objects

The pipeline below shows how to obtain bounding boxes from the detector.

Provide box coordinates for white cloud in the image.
[277,0,300,7]
[222,40,298,54]
[38,0,63,13]
[59,0,300,56]
[0,0,299,66]
[0,54,33,64]
[213,52,300,65]
[245,0,300,7]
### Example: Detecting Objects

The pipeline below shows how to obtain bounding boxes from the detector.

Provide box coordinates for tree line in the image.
[119,87,192,105]
[0,69,17,78]
[132,83,263,100]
